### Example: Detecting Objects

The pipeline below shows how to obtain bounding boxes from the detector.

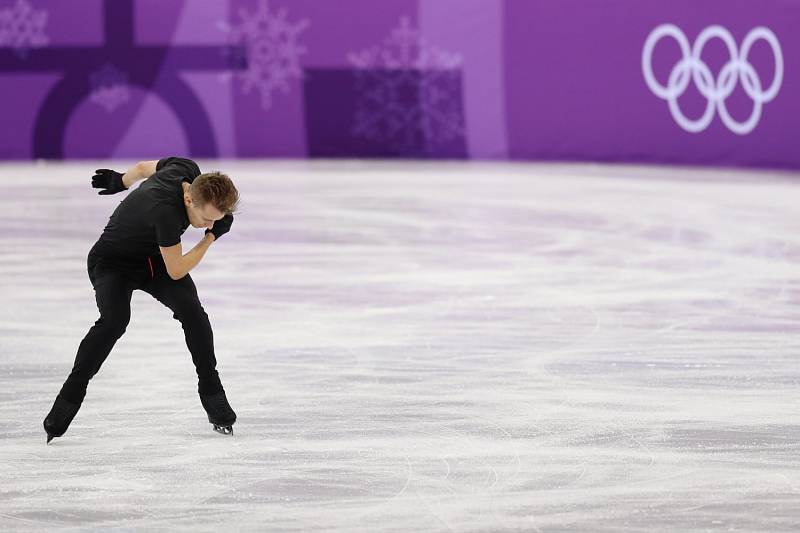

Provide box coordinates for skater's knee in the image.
[172,304,208,324]
[107,320,129,337]
[95,312,130,337]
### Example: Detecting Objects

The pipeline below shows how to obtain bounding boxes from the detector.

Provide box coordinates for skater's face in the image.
[183,190,225,229]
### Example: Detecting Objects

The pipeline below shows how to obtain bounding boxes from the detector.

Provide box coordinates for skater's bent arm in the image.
[122,160,158,189]
[159,234,215,280]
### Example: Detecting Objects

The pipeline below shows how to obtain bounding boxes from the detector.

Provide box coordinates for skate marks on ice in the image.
[1,161,800,531]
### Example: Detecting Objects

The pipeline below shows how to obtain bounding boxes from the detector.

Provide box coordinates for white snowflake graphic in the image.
[347,17,464,154]
[0,0,48,58]
[348,16,461,71]
[219,0,309,111]
[88,63,130,113]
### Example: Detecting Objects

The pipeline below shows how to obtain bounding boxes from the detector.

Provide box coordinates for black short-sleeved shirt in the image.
[95,157,201,258]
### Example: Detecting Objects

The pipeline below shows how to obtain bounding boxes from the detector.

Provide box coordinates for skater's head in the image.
[182,171,240,229]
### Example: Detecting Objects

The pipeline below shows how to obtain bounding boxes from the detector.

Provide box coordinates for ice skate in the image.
[43,395,81,444]
[212,423,233,435]
[200,390,236,435]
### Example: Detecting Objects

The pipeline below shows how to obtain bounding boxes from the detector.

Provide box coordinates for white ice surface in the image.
[1,160,799,532]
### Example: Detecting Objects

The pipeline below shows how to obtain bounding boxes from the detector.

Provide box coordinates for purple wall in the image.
[0,0,796,168]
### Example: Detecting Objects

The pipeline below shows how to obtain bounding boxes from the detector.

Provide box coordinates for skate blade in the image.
[212,424,233,435]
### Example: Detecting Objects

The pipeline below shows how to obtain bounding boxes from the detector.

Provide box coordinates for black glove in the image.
[92,169,128,195]
[206,214,234,241]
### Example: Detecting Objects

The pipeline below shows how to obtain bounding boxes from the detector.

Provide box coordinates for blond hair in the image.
[190,171,240,215]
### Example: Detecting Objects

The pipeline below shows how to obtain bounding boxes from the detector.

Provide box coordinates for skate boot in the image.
[200,390,236,435]
[43,395,81,444]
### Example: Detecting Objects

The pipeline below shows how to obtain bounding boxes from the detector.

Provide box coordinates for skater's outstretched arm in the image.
[121,160,158,188]
[91,160,157,195]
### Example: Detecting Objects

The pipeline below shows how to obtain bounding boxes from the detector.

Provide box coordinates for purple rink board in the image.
[0,0,797,169]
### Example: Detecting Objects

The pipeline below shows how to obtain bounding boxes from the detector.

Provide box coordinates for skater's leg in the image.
[142,266,222,394]
[143,259,236,432]
[59,265,134,404]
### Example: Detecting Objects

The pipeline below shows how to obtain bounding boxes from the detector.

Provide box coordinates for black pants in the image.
[59,242,223,404]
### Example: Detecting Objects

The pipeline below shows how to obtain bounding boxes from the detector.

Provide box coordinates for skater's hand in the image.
[92,169,128,195]
[206,214,234,241]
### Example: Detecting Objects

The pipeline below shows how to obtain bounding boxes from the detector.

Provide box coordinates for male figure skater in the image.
[43,157,239,442]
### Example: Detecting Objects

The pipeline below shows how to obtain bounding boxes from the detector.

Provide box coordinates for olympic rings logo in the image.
[642,24,783,135]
